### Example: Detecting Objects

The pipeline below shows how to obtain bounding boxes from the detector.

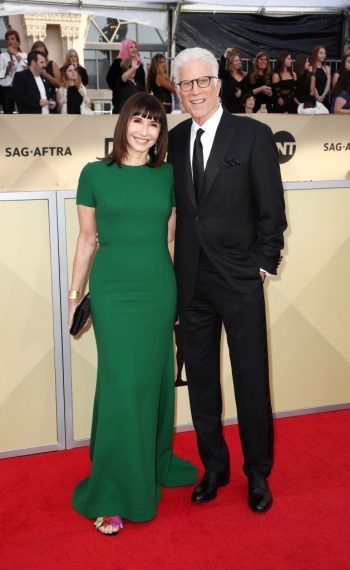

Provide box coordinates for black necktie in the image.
[192,128,205,203]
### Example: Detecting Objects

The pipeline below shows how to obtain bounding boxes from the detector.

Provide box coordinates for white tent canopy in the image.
[0,2,170,30]
[0,1,349,31]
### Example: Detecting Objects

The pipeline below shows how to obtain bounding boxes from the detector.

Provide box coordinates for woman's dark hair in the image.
[241,91,255,106]
[333,69,350,97]
[102,92,168,168]
[339,53,350,75]
[275,51,292,74]
[294,54,309,79]
[303,95,316,109]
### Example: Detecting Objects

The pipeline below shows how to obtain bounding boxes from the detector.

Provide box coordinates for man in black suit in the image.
[12,51,51,114]
[168,48,287,513]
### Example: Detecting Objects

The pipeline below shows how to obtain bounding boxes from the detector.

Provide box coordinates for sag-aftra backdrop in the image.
[0,114,349,457]
[1,114,350,191]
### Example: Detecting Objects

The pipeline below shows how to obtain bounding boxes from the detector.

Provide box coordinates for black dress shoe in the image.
[192,470,230,503]
[248,471,273,513]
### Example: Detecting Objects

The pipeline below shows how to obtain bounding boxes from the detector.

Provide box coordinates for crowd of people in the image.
[105,39,350,115]
[219,45,350,115]
[0,29,90,114]
[1,29,350,116]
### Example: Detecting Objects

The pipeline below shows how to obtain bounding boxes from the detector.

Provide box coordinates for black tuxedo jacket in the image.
[12,69,50,114]
[168,109,287,307]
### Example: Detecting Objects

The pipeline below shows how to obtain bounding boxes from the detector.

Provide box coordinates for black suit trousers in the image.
[179,255,274,477]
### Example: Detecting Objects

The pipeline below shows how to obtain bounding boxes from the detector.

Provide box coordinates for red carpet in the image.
[1,410,350,570]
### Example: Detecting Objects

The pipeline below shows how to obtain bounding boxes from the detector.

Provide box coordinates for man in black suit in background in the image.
[168,48,287,513]
[12,51,52,114]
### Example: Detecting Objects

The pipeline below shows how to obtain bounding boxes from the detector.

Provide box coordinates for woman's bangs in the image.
[131,100,163,124]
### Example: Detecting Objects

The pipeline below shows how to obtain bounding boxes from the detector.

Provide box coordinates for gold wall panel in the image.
[0,115,349,193]
[0,200,57,451]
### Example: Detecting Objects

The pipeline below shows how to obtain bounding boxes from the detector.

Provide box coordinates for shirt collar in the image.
[192,105,223,137]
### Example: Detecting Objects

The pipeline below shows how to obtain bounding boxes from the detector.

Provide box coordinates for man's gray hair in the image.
[172,47,219,84]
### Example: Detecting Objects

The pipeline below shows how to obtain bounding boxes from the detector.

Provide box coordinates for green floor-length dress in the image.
[72,160,198,522]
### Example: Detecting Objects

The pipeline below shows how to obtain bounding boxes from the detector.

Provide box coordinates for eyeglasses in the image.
[176,76,217,92]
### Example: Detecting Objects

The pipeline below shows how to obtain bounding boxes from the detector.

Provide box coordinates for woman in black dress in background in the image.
[106,39,145,114]
[219,48,249,113]
[332,53,350,91]
[147,54,176,114]
[295,54,315,104]
[249,51,273,112]
[310,45,331,109]
[272,51,298,113]
[57,64,92,114]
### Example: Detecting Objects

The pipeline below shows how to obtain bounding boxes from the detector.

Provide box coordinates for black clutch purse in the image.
[70,293,90,336]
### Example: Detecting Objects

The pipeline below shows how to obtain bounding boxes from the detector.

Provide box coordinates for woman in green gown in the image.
[68,93,198,535]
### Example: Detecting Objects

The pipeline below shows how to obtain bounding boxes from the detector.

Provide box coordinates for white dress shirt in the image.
[34,76,49,114]
[0,51,27,87]
[190,105,223,171]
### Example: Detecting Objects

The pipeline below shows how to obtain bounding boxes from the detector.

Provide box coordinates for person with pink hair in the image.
[106,39,145,113]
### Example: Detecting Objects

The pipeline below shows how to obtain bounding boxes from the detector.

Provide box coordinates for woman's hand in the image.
[68,298,79,329]
[68,298,92,332]
[262,85,272,96]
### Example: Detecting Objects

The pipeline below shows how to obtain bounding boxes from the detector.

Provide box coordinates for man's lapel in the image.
[180,121,197,209]
[201,110,238,202]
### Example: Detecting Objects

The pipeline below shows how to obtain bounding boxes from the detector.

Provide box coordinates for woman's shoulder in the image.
[159,161,173,170]
[155,161,173,175]
[81,160,110,174]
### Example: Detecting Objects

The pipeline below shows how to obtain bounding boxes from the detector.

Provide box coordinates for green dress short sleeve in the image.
[76,163,96,207]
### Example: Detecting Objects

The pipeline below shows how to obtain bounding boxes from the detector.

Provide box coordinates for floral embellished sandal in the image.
[94,516,123,535]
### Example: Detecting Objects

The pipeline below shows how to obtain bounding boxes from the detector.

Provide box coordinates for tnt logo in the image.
[274,131,296,164]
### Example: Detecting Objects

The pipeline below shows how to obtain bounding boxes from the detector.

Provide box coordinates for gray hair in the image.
[172,47,219,84]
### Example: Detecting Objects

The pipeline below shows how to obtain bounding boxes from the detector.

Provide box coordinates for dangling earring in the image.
[154,140,159,156]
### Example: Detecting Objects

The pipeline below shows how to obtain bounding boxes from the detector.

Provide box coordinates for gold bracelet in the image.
[68,290,80,300]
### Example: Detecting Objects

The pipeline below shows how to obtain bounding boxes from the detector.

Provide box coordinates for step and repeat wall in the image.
[1,114,350,457]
